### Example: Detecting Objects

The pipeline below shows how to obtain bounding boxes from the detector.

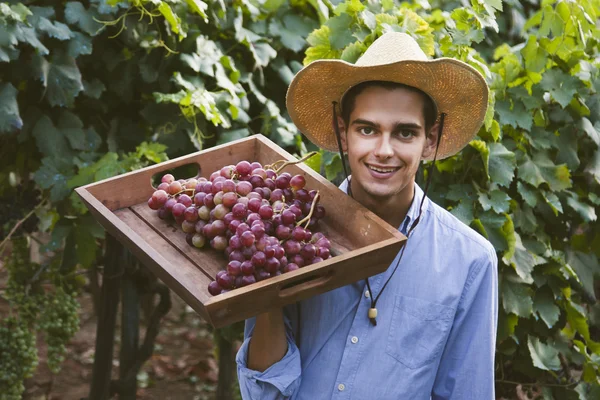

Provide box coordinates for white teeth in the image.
[368,165,397,173]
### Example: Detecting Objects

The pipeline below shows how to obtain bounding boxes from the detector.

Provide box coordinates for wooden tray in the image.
[76,134,406,328]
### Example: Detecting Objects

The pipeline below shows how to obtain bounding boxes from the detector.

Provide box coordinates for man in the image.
[236,32,498,399]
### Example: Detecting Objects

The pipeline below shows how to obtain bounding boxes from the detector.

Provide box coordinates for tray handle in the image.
[277,269,335,299]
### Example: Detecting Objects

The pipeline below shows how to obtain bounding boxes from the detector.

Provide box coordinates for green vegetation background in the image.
[1,0,599,398]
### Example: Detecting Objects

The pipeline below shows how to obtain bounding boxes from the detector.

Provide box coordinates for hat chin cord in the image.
[332,101,446,326]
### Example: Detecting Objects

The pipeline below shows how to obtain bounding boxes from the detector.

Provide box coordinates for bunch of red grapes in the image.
[147,160,332,295]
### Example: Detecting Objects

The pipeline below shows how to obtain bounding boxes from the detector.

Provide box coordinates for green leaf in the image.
[0,83,22,133]
[584,149,600,184]
[269,14,315,52]
[340,41,366,63]
[35,52,84,108]
[495,99,532,130]
[470,140,489,178]
[540,69,580,108]
[217,129,249,145]
[533,286,560,329]
[450,201,474,225]
[158,2,185,40]
[185,0,208,22]
[518,153,572,191]
[488,143,516,187]
[497,311,518,343]
[520,36,547,73]
[556,127,580,171]
[528,336,561,371]
[543,191,563,215]
[579,118,600,146]
[75,222,96,268]
[65,2,103,36]
[34,157,74,202]
[517,182,538,208]
[83,78,105,99]
[33,115,71,157]
[567,251,600,301]
[478,189,510,213]
[304,26,341,64]
[566,194,597,222]
[67,31,93,57]
[502,277,533,317]
[250,42,277,68]
[565,300,600,353]
[325,14,355,50]
[504,233,544,284]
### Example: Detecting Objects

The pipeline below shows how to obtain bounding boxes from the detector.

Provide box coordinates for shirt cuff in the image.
[236,332,301,397]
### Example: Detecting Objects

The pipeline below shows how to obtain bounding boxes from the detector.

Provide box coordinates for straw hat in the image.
[286,32,489,160]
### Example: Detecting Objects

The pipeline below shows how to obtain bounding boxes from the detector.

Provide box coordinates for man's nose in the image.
[374,135,394,159]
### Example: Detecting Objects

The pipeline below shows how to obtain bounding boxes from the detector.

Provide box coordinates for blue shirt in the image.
[236,181,498,399]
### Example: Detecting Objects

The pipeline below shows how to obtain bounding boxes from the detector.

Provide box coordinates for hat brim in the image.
[286,58,489,160]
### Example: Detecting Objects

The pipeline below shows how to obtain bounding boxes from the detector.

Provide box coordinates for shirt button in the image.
[351,336,359,344]
[365,290,370,298]
[338,383,345,391]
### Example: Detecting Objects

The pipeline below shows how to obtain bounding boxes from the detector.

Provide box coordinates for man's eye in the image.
[397,130,415,139]
[360,127,375,135]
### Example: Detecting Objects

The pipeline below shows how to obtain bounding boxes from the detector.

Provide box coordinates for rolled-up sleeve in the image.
[432,246,498,399]
[236,314,302,399]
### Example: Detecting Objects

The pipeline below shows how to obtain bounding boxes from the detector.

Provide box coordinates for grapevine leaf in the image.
[539,69,580,108]
[64,2,103,36]
[158,2,185,40]
[217,129,249,145]
[502,278,533,317]
[450,201,474,225]
[579,117,600,146]
[35,52,84,108]
[520,35,547,73]
[67,31,93,57]
[470,140,489,178]
[533,286,560,329]
[306,0,329,24]
[59,111,101,152]
[0,83,22,133]
[446,184,476,202]
[29,7,73,41]
[497,311,518,343]
[517,181,538,208]
[478,190,510,213]
[504,232,544,284]
[518,153,572,191]
[567,251,600,301]
[556,127,580,171]
[543,191,563,215]
[250,42,277,68]
[340,41,366,63]
[34,157,73,202]
[32,115,71,157]
[566,194,597,222]
[269,14,316,52]
[488,143,516,187]
[527,336,561,371]
[495,99,532,130]
[513,203,537,234]
[185,0,208,21]
[83,78,105,99]
[565,300,600,353]
[304,26,341,64]
[325,14,355,50]
[584,150,600,184]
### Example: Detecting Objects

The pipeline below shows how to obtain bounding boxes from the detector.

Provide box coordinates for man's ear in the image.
[421,122,440,159]
[337,116,348,152]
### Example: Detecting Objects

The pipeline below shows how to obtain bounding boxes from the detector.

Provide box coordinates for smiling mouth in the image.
[366,164,400,173]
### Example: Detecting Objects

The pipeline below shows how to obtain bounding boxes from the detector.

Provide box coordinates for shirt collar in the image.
[338,177,428,233]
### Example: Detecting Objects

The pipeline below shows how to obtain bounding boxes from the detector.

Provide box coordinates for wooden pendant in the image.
[368,308,378,319]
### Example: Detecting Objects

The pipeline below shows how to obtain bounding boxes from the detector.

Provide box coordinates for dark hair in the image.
[340,81,438,135]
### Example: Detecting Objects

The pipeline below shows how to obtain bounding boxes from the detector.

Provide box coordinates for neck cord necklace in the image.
[331,101,446,326]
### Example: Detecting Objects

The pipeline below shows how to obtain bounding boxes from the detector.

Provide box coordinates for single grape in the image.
[264,257,280,273]
[255,236,269,251]
[213,220,227,236]
[201,181,213,193]
[246,192,262,200]
[248,198,262,213]
[212,235,228,251]
[284,240,301,255]
[240,231,256,247]
[221,165,234,179]
[241,261,255,276]
[236,181,253,196]
[192,233,206,248]
[229,219,241,233]
[318,247,330,259]
[262,187,272,200]
[168,181,183,195]
[212,181,223,194]
[182,220,196,233]
[229,235,242,250]
[255,269,270,281]
[213,204,229,220]
[217,273,234,289]
[210,171,221,181]
[284,263,300,273]
[281,210,296,225]
[283,188,294,202]
[194,192,206,206]
[249,175,264,188]
[186,178,198,189]
[198,205,211,221]
[203,193,215,208]
[251,224,265,239]
[161,174,175,184]
[252,168,267,180]
[275,175,290,189]
[229,249,245,262]
[279,255,288,269]
[250,161,263,171]
[276,225,292,240]
[263,220,274,235]
[291,226,305,241]
[183,206,198,222]
[171,203,186,218]
[251,251,266,267]
[259,205,274,219]
[301,243,316,260]
[315,237,331,249]
[290,175,306,190]
[242,246,256,260]
[312,257,324,264]
[185,233,194,246]
[208,281,222,295]
[236,161,252,176]
[152,189,169,206]
[264,178,276,191]
[232,203,247,218]
[270,189,284,202]
[241,275,256,287]
[251,219,265,228]
[148,197,161,210]
[223,212,235,226]
[291,254,305,267]
[296,189,310,202]
[164,198,177,212]
[158,207,169,219]
[227,261,242,276]
[222,192,238,208]
[202,223,215,238]
[213,191,224,205]
[237,197,249,208]
[246,212,261,226]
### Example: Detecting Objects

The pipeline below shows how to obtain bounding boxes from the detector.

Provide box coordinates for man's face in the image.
[341,86,436,202]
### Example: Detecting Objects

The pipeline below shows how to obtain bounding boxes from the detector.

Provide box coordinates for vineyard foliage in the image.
[0,0,599,398]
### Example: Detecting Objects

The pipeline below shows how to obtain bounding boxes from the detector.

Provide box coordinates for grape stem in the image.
[296,191,320,228]
[0,197,48,254]
[271,151,319,174]
[171,188,195,197]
